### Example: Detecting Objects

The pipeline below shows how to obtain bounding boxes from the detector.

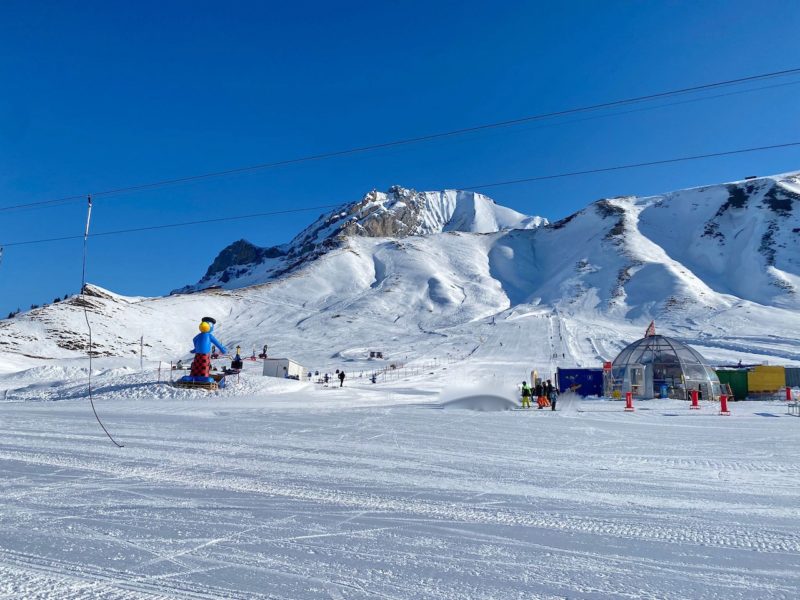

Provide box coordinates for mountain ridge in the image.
[180,185,546,292]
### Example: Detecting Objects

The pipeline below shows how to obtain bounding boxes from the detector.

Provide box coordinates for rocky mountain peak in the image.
[178,187,545,292]
[290,186,544,250]
[203,239,287,281]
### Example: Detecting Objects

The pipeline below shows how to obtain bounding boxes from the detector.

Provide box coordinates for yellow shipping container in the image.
[747,365,786,393]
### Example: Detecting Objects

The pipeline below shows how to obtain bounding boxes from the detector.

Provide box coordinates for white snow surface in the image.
[411,189,546,234]
[1,362,799,599]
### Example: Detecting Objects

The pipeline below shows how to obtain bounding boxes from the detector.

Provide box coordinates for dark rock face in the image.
[288,187,427,252]
[203,240,286,279]
[594,199,627,219]
[764,184,799,215]
[80,285,117,300]
[548,211,580,230]
[721,183,752,212]
[595,200,627,242]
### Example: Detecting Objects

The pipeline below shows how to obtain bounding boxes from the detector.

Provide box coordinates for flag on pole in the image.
[644,320,656,337]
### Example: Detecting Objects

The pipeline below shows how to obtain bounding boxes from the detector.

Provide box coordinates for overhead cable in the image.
[2,67,800,214]
[2,140,798,248]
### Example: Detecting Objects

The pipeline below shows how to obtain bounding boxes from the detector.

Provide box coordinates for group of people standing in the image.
[312,370,347,387]
[520,379,558,410]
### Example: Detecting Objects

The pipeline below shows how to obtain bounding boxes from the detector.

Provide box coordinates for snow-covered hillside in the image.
[2,173,800,376]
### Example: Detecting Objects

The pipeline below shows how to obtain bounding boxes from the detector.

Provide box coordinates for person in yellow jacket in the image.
[520,381,532,408]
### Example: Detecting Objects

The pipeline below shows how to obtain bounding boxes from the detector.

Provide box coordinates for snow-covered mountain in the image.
[494,171,800,312]
[180,186,546,292]
[3,173,800,376]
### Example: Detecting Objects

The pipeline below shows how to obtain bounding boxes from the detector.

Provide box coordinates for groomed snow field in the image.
[1,365,799,599]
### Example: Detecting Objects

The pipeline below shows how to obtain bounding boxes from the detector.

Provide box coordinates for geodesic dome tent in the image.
[610,335,721,400]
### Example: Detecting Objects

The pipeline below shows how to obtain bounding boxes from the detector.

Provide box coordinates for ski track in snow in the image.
[0,369,799,599]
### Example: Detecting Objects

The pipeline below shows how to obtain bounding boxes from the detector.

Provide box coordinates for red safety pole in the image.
[719,393,731,416]
[624,391,635,412]
[786,387,793,402]
[690,389,700,410]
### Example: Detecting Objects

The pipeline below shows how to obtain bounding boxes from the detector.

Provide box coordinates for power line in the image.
[2,66,800,214]
[2,140,798,248]
[4,78,800,220]
[464,141,800,190]
[1,204,343,247]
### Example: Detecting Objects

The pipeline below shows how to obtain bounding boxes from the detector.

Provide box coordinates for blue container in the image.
[660,384,669,398]
[556,368,604,397]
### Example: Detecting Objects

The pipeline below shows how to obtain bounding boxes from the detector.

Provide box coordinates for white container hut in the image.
[262,358,305,380]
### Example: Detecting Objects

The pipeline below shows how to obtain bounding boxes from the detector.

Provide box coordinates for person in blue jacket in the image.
[189,317,228,379]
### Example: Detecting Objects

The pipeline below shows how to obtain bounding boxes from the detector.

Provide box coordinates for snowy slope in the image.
[2,172,800,377]
[638,174,800,307]
[2,374,799,599]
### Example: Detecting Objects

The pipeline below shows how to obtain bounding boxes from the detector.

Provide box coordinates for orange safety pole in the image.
[624,391,635,411]
[690,389,700,410]
[719,393,731,415]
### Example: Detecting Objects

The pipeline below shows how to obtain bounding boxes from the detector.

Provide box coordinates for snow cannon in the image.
[175,316,229,390]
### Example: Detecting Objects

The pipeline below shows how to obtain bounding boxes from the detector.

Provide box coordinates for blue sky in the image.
[1,0,799,316]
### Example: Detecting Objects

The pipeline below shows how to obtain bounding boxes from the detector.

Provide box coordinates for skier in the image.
[520,381,532,408]
[338,370,346,387]
[189,317,227,380]
[546,379,558,411]
[534,381,544,408]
